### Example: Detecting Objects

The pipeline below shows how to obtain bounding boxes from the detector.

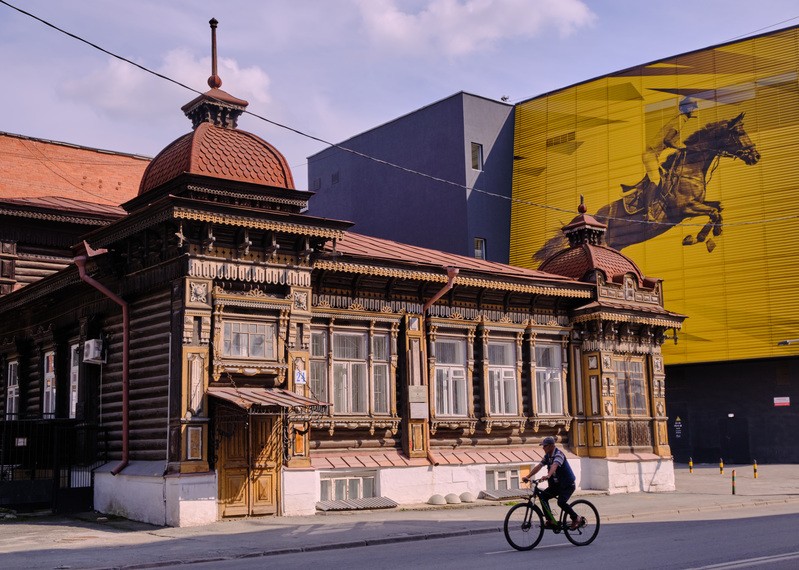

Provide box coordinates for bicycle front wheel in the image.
[503,502,545,551]
[564,499,600,546]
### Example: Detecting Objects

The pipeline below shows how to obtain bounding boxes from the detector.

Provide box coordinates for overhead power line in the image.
[2,0,798,230]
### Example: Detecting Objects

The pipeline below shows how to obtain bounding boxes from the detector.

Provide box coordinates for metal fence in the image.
[0,419,108,512]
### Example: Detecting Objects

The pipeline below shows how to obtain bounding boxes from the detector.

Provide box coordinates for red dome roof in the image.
[539,243,644,285]
[138,122,295,195]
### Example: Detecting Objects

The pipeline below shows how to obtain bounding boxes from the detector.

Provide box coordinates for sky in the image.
[1,0,798,190]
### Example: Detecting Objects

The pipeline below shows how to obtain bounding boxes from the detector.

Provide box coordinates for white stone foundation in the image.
[579,455,675,493]
[94,462,218,527]
[95,455,674,526]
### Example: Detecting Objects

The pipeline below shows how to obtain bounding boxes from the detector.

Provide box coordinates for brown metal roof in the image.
[0,132,148,207]
[331,231,579,283]
[208,386,328,414]
[539,243,645,285]
[138,123,295,195]
[0,195,125,219]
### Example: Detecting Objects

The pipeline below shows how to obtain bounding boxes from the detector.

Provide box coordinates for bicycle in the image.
[503,479,600,550]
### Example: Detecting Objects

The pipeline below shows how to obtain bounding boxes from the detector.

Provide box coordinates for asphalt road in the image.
[174,505,799,570]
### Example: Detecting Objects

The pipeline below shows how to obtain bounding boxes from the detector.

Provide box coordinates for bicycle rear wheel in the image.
[563,499,600,546]
[503,502,545,551]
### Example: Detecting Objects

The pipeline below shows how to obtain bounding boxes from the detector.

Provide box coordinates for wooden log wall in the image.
[101,288,172,461]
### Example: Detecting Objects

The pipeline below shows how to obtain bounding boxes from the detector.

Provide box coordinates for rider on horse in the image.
[624,97,699,221]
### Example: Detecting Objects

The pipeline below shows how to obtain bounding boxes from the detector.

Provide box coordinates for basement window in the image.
[320,472,376,501]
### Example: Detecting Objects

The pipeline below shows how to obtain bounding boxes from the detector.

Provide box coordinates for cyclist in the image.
[522,436,584,530]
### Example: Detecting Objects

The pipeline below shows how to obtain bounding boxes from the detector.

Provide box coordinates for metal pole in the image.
[719,458,724,475]
[689,457,693,474]
[732,469,736,495]
[754,460,758,479]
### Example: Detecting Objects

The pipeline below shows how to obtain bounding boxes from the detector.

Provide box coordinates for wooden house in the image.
[0,25,684,525]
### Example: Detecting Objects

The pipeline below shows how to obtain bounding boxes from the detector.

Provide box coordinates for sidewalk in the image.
[1,464,798,569]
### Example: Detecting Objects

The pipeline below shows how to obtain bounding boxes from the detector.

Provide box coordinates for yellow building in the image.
[511,25,799,463]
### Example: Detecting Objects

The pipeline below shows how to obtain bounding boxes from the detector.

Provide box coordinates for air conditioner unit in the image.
[83,339,105,364]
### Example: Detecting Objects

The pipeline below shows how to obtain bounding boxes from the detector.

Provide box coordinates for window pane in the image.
[374,364,389,414]
[311,332,326,357]
[334,479,347,500]
[503,370,517,414]
[488,342,513,365]
[471,142,483,170]
[451,370,466,415]
[249,333,265,357]
[436,340,463,364]
[372,335,388,361]
[333,364,347,412]
[310,361,328,402]
[347,478,360,499]
[436,369,448,414]
[351,364,367,413]
[363,477,375,498]
[232,332,244,356]
[334,334,364,359]
[320,480,331,501]
[489,369,500,414]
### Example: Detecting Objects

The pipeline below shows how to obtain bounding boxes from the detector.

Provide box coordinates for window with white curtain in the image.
[311,328,391,416]
[535,343,563,415]
[5,360,18,419]
[488,341,517,415]
[43,350,56,417]
[614,358,647,415]
[435,338,467,416]
[310,331,328,403]
[222,321,275,359]
[68,343,80,419]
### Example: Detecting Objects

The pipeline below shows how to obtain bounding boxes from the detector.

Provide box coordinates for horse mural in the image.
[533,112,760,263]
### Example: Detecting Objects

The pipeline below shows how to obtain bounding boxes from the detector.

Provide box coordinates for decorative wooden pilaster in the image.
[180,277,212,474]
[402,314,428,458]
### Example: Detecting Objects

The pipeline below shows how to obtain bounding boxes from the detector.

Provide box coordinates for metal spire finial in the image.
[208,18,222,89]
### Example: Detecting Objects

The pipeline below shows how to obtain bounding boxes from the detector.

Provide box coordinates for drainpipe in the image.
[74,241,129,476]
[423,266,459,314]
[422,266,459,467]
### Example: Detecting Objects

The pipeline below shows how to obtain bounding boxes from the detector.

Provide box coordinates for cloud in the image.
[355,0,596,57]
[60,48,271,121]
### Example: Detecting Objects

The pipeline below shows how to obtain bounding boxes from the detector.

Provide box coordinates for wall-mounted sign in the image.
[774,396,790,407]
[673,416,683,439]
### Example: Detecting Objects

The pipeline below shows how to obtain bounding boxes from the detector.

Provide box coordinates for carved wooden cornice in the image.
[0,270,82,315]
[312,416,401,437]
[528,414,572,433]
[482,416,528,434]
[211,285,291,310]
[430,418,479,435]
[174,208,345,240]
[314,259,592,298]
[572,311,683,328]
[185,184,309,209]
[0,206,114,226]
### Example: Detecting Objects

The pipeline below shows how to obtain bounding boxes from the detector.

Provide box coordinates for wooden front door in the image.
[217,416,280,518]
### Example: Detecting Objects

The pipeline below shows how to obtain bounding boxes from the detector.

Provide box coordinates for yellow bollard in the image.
[720,458,724,475]
[689,457,693,474]
[732,469,736,495]
[754,460,758,479]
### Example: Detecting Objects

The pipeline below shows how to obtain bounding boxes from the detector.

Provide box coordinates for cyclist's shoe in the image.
[569,517,586,530]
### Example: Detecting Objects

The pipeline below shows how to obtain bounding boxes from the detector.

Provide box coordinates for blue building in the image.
[307,92,514,262]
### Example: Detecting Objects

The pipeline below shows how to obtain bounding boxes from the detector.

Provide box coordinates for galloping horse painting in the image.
[533,112,761,263]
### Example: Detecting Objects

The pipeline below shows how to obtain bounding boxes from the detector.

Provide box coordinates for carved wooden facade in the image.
[0,33,684,523]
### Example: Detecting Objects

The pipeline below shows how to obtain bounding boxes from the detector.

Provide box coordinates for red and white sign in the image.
[774,396,791,407]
